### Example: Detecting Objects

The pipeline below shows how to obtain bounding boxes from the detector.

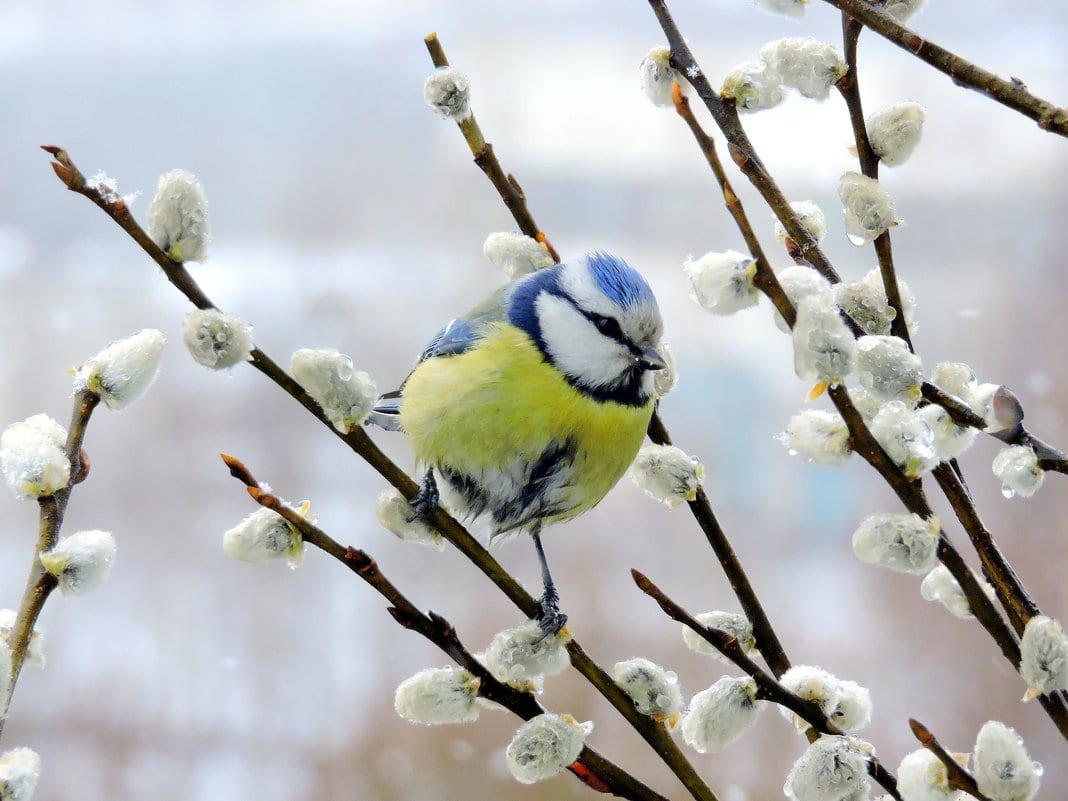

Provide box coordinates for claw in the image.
[535,584,568,640]
[406,469,439,522]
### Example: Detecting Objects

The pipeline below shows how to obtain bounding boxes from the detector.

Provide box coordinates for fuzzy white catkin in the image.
[870,401,938,478]
[0,610,44,669]
[838,172,898,245]
[682,676,767,754]
[792,292,856,385]
[375,488,444,550]
[867,102,926,166]
[222,504,308,568]
[424,67,471,121]
[0,415,70,500]
[931,362,977,404]
[628,444,703,508]
[781,409,853,466]
[182,309,254,370]
[836,268,917,337]
[897,748,962,801]
[39,530,116,595]
[780,665,842,723]
[992,446,1044,499]
[1019,615,1068,697]
[721,62,784,113]
[775,201,828,247]
[973,721,1041,801]
[883,0,926,23]
[291,348,377,433]
[774,265,830,333]
[682,611,759,662]
[0,747,41,801]
[147,169,210,262]
[639,46,681,107]
[855,335,922,404]
[482,232,554,279]
[852,512,938,574]
[506,714,591,784]
[830,680,873,733]
[755,0,807,19]
[919,405,978,464]
[394,666,481,725]
[653,342,679,398]
[847,386,883,422]
[484,619,571,687]
[785,735,871,801]
[760,38,846,101]
[74,329,166,411]
[920,565,995,620]
[684,251,760,314]
[613,657,684,726]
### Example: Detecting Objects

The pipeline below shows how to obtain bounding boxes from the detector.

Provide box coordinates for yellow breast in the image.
[399,323,653,526]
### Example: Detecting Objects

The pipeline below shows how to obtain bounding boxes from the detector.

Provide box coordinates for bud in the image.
[394,666,481,725]
[482,232,554,279]
[424,67,472,121]
[1019,615,1068,698]
[919,405,978,463]
[628,444,704,508]
[835,268,917,337]
[653,342,679,398]
[775,201,828,247]
[483,619,571,688]
[146,169,210,262]
[639,46,682,108]
[774,265,831,333]
[1,415,70,500]
[838,172,898,246]
[870,401,938,478]
[682,676,767,754]
[992,446,1044,499]
[39,529,116,595]
[780,666,871,733]
[867,102,926,167]
[375,488,444,550]
[291,348,377,433]
[222,503,311,568]
[182,309,254,370]
[920,565,996,619]
[612,657,684,727]
[883,0,926,23]
[855,335,922,404]
[931,362,977,405]
[506,713,591,784]
[760,38,846,101]
[0,747,40,801]
[792,292,855,386]
[721,62,784,113]
[784,735,871,801]
[781,409,853,466]
[897,748,964,801]
[681,611,759,663]
[0,610,44,668]
[853,512,939,574]
[684,250,760,315]
[74,329,166,410]
[973,721,1040,801]
[755,0,807,19]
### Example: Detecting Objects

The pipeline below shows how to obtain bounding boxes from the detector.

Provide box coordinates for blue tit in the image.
[373,252,665,633]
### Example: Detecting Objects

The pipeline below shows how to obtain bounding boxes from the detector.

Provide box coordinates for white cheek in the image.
[535,293,632,387]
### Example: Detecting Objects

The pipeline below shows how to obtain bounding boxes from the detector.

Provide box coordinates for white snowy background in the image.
[1,1,1066,799]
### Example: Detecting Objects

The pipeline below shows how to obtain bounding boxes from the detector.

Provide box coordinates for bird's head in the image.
[508,253,665,406]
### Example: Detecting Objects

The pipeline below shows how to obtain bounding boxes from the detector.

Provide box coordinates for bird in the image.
[372,252,665,635]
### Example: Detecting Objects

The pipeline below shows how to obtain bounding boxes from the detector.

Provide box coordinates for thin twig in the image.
[0,389,99,739]
[908,719,992,801]
[819,0,1068,137]
[835,17,912,348]
[632,570,902,801]
[229,459,666,801]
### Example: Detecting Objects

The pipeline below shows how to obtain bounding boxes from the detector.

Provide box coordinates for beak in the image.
[637,345,666,371]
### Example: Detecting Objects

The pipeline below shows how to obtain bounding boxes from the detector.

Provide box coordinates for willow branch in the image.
[632,570,902,801]
[819,0,1068,137]
[835,17,912,348]
[908,719,992,801]
[0,389,99,740]
[228,460,665,801]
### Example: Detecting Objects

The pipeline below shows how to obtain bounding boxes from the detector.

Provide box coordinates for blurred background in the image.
[1,1,1067,799]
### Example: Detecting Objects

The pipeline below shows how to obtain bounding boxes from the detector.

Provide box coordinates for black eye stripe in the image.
[589,313,624,341]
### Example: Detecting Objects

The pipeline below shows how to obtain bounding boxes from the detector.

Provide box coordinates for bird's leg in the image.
[532,526,568,638]
[406,468,439,522]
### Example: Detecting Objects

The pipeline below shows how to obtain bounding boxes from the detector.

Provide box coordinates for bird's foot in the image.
[406,469,439,522]
[535,584,568,640]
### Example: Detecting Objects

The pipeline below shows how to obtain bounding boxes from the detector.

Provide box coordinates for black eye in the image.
[593,315,624,341]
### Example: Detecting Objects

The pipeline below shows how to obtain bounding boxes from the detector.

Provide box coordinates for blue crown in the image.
[585,252,656,309]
